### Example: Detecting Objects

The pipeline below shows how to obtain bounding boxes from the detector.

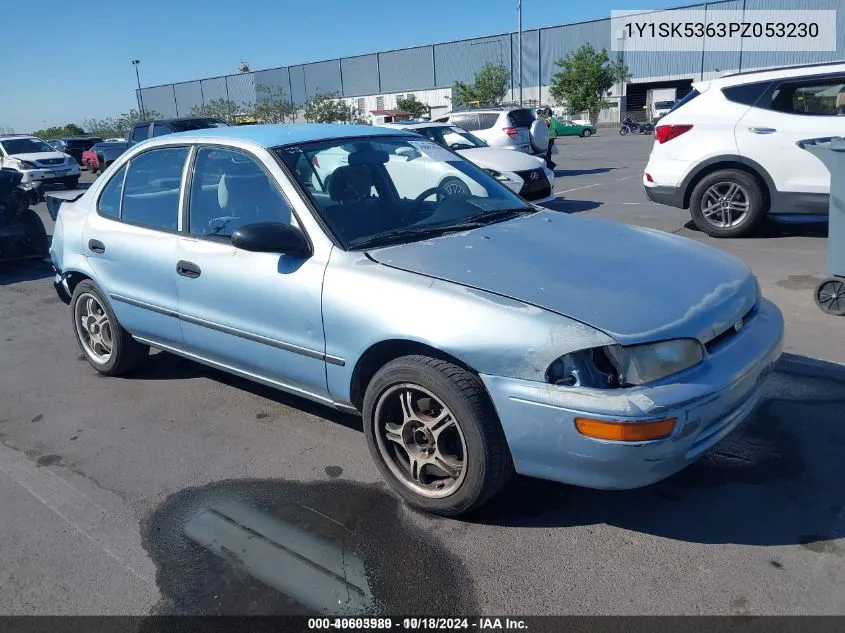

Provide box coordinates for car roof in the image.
[163,123,412,147]
[381,122,449,130]
[704,61,845,89]
[0,135,34,140]
[135,117,227,125]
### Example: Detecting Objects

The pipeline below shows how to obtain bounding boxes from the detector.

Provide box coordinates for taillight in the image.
[645,172,654,183]
[503,127,519,139]
[655,124,693,144]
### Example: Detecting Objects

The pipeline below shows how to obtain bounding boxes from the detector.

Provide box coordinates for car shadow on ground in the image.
[553,167,616,177]
[465,354,845,549]
[539,199,602,214]
[684,219,828,239]
[0,259,54,285]
[131,350,363,432]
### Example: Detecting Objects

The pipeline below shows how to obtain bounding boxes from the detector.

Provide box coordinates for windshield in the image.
[0,138,57,155]
[275,135,533,250]
[413,126,487,151]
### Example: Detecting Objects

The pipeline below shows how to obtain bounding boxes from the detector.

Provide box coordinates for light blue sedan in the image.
[47,124,784,516]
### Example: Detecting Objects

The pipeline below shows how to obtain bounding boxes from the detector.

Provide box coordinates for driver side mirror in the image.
[231,222,311,257]
[395,147,419,161]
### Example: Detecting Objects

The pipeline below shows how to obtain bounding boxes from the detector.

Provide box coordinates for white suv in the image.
[643,62,845,237]
[0,135,81,190]
[433,108,548,155]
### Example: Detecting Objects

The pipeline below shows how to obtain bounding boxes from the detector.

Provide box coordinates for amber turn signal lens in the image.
[574,417,677,442]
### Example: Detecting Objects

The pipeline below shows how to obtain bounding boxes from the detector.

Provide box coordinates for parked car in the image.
[48,137,103,165]
[551,119,597,138]
[644,61,845,237]
[128,117,228,145]
[48,124,783,516]
[0,135,81,189]
[82,141,130,174]
[379,121,555,202]
[432,107,548,155]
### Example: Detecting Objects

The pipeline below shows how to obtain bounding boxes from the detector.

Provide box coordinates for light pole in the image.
[517,0,523,106]
[132,60,145,118]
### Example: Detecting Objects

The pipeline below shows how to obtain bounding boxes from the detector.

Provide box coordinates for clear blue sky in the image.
[1,0,651,133]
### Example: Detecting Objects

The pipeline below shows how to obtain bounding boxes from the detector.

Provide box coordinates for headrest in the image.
[218,173,264,209]
[348,150,389,166]
[328,165,373,201]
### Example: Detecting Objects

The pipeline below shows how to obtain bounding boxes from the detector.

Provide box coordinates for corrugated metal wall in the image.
[139,0,844,115]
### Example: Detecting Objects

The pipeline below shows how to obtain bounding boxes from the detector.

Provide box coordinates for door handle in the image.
[176,260,201,279]
[88,239,105,254]
[749,127,777,134]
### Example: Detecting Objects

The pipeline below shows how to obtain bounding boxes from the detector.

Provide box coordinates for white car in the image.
[0,135,81,190]
[432,108,548,156]
[643,61,845,237]
[379,122,555,203]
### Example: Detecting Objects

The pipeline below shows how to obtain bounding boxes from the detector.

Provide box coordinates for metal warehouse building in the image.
[136,0,845,124]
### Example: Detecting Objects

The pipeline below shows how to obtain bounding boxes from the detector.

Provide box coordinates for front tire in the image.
[619,127,629,136]
[689,169,766,238]
[70,280,149,375]
[362,355,512,516]
[439,176,470,197]
[64,176,79,190]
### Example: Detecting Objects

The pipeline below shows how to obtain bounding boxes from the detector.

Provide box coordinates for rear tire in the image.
[64,176,79,190]
[581,129,592,138]
[362,355,512,516]
[70,280,149,376]
[689,169,766,238]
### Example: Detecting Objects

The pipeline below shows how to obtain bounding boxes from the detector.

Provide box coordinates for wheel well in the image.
[349,340,477,411]
[682,161,771,209]
[64,271,92,295]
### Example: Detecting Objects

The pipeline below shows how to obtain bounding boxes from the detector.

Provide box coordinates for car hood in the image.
[8,151,70,162]
[457,146,544,172]
[368,211,758,346]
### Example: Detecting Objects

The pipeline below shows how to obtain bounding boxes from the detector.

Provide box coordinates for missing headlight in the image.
[546,347,621,389]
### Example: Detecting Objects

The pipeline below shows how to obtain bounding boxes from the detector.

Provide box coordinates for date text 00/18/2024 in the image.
[306,618,528,629]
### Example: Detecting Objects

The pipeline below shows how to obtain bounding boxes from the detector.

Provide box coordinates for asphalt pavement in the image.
[1,140,843,616]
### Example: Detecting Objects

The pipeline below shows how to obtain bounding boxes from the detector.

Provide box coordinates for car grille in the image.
[516,168,551,201]
[38,158,65,166]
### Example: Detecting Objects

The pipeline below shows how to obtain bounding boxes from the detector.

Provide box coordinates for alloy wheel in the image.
[74,293,113,364]
[700,182,751,228]
[373,384,467,499]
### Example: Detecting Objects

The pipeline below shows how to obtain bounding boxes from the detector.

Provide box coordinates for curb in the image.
[776,352,845,383]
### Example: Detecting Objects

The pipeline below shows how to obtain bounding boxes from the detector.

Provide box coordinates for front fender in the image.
[322,251,615,405]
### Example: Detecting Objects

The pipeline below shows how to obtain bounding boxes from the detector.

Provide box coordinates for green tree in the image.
[304,92,364,124]
[395,95,429,118]
[248,85,298,123]
[549,44,631,125]
[189,98,244,125]
[453,63,511,107]
[31,122,85,138]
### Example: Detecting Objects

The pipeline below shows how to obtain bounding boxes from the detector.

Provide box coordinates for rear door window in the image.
[768,76,845,116]
[507,109,535,128]
[451,113,480,131]
[97,164,127,219]
[477,113,500,129]
[120,147,189,231]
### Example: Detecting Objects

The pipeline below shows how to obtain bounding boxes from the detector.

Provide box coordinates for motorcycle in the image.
[620,118,655,136]
[0,168,49,263]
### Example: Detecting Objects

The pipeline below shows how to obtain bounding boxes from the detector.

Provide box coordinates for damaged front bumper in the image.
[480,298,784,490]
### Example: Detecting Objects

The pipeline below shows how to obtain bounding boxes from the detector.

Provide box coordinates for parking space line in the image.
[556,183,601,194]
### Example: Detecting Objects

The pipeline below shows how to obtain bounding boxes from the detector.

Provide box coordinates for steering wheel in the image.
[413,186,449,204]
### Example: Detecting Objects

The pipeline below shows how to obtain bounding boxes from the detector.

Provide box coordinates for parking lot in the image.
[1,133,843,615]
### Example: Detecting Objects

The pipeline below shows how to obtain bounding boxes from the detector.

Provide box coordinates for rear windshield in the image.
[507,109,535,128]
[670,90,700,113]
[169,119,229,132]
